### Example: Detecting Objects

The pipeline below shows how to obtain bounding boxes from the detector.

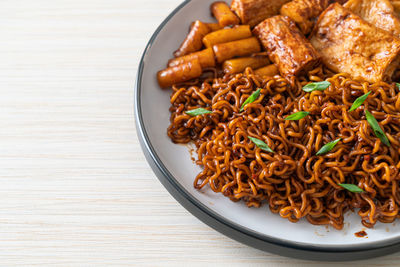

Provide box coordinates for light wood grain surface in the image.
[1,0,400,266]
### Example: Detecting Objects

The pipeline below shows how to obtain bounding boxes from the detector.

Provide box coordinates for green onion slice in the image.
[339,184,364,193]
[316,138,341,156]
[185,108,212,116]
[349,91,371,112]
[240,89,261,112]
[248,136,274,153]
[365,110,390,147]
[285,111,310,121]
[303,81,331,93]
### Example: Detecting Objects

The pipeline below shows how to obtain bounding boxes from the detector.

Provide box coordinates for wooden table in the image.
[1,0,400,265]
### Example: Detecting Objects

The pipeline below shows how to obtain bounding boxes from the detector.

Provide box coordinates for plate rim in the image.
[134,0,400,260]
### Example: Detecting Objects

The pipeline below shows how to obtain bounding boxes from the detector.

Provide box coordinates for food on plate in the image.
[280,0,330,34]
[168,48,216,68]
[211,1,240,27]
[157,0,400,229]
[174,20,211,58]
[204,22,223,32]
[253,15,320,78]
[230,0,291,27]
[203,25,252,47]
[212,37,261,63]
[222,54,269,74]
[344,0,400,37]
[310,3,400,83]
[157,59,202,89]
[254,64,279,77]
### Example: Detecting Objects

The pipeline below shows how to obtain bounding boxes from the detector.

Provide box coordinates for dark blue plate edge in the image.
[133,0,400,261]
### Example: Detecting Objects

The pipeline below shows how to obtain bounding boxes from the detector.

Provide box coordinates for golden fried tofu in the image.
[231,0,291,27]
[280,0,330,34]
[253,16,320,77]
[344,0,400,37]
[310,3,400,83]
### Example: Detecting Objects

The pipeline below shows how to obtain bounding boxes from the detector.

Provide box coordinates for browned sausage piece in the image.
[254,64,279,77]
[310,3,400,83]
[280,0,330,35]
[253,15,320,77]
[168,48,216,68]
[212,37,261,63]
[174,21,211,58]
[157,59,202,89]
[203,25,252,48]
[231,0,290,27]
[211,1,240,27]
[223,55,269,74]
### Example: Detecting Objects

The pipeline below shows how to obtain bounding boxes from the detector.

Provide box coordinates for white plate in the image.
[135,0,400,260]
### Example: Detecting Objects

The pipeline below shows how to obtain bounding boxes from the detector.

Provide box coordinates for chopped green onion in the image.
[248,136,274,153]
[349,91,371,112]
[339,184,364,193]
[396,83,400,91]
[303,81,331,93]
[185,108,212,116]
[240,89,261,112]
[365,110,390,147]
[316,138,341,156]
[284,111,310,121]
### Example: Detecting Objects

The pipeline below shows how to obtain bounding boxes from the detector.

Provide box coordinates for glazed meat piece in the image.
[253,15,320,77]
[310,3,400,83]
[344,0,400,37]
[231,0,291,27]
[280,0,330,34]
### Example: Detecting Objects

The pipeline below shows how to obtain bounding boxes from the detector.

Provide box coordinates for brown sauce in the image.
[354,230,367,238]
